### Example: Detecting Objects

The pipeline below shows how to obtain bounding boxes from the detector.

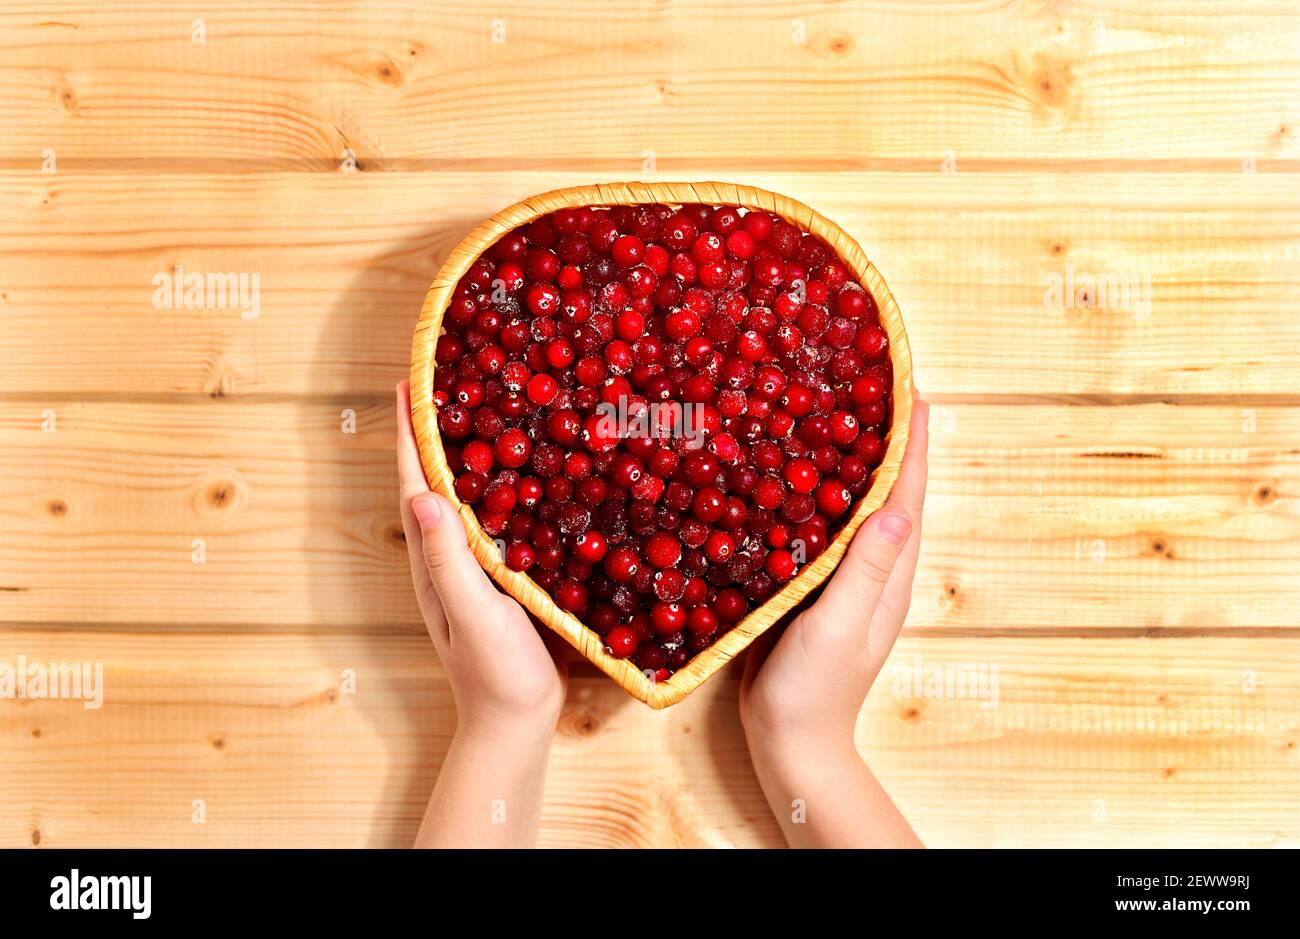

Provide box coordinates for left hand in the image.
[395,381,568,736]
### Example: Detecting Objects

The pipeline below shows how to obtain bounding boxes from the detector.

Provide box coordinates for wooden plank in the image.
[1,629,1294,848]
[2,171,1298,397]
[1,2,1297,169]
[2,400,1297,632]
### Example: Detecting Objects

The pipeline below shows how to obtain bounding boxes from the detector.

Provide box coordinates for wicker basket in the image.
[411,182,913,708]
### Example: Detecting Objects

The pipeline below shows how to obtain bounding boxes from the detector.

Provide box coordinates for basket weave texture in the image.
[411,182,913,708]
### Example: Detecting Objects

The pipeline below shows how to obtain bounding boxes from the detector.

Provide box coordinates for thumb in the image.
[808,509,913,640]
[410,492,502,623]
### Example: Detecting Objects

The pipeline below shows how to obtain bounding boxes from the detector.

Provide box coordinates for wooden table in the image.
[2,1,1297,848]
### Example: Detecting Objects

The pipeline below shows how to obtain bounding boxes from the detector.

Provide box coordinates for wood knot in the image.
[811,31,855,59]
[559,706,602,737]
[1049,240,1066,256]
[1148,535,1173,558]
[47,499,68,517]
[1030,57,1074,111]
[31,727,42,738]
[209,733,226,751]
[1162,767,1177,779]
[195,477,244,516]
[202,363,235,398]
[1252,484,1277,507]
[901,706,922,721]
[374,60,404,87]
[32,828,41,846]
[57,87,78,114]
[324,687,339,704]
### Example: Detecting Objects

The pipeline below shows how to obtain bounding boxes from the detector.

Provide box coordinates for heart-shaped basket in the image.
[411,181,912,708]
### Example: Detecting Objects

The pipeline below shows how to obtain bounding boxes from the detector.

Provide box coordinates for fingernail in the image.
[877,512,912,545]
[412,494,441,528]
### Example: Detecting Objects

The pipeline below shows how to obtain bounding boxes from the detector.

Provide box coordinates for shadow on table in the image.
[311,210,642,846]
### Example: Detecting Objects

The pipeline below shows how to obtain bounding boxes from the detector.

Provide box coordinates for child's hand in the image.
[395,382,567,737]
[741,393,929,757]
[738,393,928,847]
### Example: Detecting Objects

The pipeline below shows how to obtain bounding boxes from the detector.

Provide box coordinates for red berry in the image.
[505,542,535,571]
[556,579,589,611]
[765,549,797,582]
[526,373,558,405]
[651,601,687,635]
[704,531,735,564]
[783,457,820,494]
[644,532,683,569]
[606,625,639,658]
[573,530,608,564]
[815,480,852,517]
[496,428,531,468]
[686,606,718,636]
[435,202,895,676]
[604,546,641,583]
[851,375,886,406]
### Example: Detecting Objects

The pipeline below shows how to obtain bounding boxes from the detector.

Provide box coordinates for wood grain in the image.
[2,629,1294,848]
[1,1,1296,170]
[1,171,1298,398]
[2,1,1298,849]
[1,400,1296,633]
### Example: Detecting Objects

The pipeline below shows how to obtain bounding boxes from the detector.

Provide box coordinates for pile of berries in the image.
[433,202,891,681]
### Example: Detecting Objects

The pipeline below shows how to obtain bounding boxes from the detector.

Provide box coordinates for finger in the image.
[740,622,783,696]
[807,391,929,640]
[395,382,439,605]
[811,507,914,635]
[396,380,432,506]
[887,393,929,520]
[410,490,506,640]
[871,394,931,645]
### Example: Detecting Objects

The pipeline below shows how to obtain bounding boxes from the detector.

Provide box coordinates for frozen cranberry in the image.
[604,546,641,583]
[556,579,589,611]
[715,588,748,623]
[496,428,531,468]
[850,375,885,406]
[644,532,682,569]
[783,457,819,494]
[598,228,636,263]
[651,601,687,635]
[432,202,892,677]
[455,472,486,503]
[815,480,852,517]
[573,529,608,564]
[461,440,494,475]
[765,549,797,583]
[505,541,535,571]
[704,531,735,564]
[606,625,639,658]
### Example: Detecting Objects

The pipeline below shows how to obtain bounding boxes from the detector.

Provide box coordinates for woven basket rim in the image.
[410,181,913,708]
